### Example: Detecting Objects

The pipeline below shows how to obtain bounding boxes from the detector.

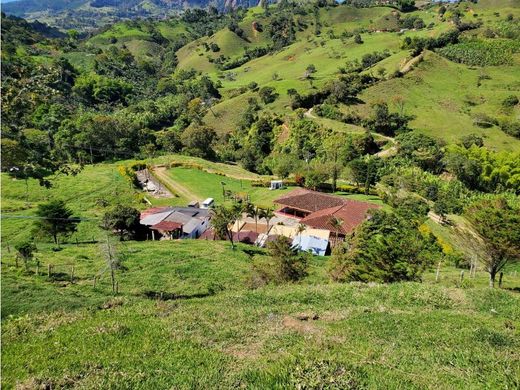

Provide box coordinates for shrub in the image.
[502,95,519,108]
[499,119,520,138]
[268,236,308,282]
[472,113,497,128]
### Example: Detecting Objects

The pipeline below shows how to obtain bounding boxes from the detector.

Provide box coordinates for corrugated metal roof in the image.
[292,235,329,256]
[140,210,174,226]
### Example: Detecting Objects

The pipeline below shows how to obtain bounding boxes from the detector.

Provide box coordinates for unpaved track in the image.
[152,166,201,201]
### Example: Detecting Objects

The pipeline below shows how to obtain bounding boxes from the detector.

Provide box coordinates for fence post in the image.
[93,277,97,289]
[435,262,441,282]
[459,270,464,285]
[498,272,504,288]
[36,261,40,276]
[48,264,52,277]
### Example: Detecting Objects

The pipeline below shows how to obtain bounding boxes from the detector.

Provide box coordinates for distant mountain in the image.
[2,0,258,31]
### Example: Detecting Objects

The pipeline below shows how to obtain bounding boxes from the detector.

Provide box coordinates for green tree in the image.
[259,207,275,233]
[246,203,260,233]
[329,216,344,242]
[258,86,278,104]
[345,156,382,193]
[268,236,308,282]
[102,205,141,241]
[465,199,520,288]
[15,241,36,270]
[33,200,79,245]
[181,125,217,160]
[211,204,241,250]
[329,210,440,283]
[304,161,330,190]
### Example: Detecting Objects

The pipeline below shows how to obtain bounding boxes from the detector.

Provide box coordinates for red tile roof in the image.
[151,221,182,231]
[300,200,380,235]
[275,189,347,213]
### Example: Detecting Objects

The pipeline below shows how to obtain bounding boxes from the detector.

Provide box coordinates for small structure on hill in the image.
[269,180,284,190]
[201,198,214,209]
[140,206,211,240]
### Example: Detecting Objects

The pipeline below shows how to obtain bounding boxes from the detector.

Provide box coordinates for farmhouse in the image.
[274,189,380,246]
[140,206,211,240]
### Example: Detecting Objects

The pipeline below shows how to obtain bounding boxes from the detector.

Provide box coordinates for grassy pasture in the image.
[2,237,519,389]
[2,157,520,389]
[165,166,293,207]
[355,51,520,152]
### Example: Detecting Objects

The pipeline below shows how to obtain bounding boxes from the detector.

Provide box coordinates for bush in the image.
[502,95,519,108]
[472,113,497,128]
[268,236,308,282]
[499,119,520,138]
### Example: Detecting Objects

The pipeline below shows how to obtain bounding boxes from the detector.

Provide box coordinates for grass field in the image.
[2,238,520,389]
[2,156,520,389]
[165,166,293,208]
[356,51,520,152]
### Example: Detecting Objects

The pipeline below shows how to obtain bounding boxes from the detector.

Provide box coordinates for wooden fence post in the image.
[435,262,441,282]
[459,270,464,285]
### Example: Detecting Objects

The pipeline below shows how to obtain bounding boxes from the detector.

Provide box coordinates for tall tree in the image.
[465,198,520,287]
[211,204,241,249]
[33,200,79,245]
[329,210,441,283]
[102,205,141,241]
[259,207,275,233]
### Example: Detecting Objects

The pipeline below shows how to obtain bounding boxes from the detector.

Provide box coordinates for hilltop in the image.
[2,0,258,31]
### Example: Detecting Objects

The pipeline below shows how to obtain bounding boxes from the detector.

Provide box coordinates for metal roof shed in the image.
[292,235,329,256]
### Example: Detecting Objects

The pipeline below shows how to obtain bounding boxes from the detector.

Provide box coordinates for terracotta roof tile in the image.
[300,200,380,234]
[275,189,346,213]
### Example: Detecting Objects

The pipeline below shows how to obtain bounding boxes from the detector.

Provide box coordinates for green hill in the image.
[3,3,520,386]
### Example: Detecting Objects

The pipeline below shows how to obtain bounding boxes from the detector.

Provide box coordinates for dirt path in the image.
[152,166,201,201]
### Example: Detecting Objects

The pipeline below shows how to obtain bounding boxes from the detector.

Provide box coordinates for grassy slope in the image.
[187,4,520,152]
[356,51,520,151]
[2,238,519,388]
[2,157,520,388]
